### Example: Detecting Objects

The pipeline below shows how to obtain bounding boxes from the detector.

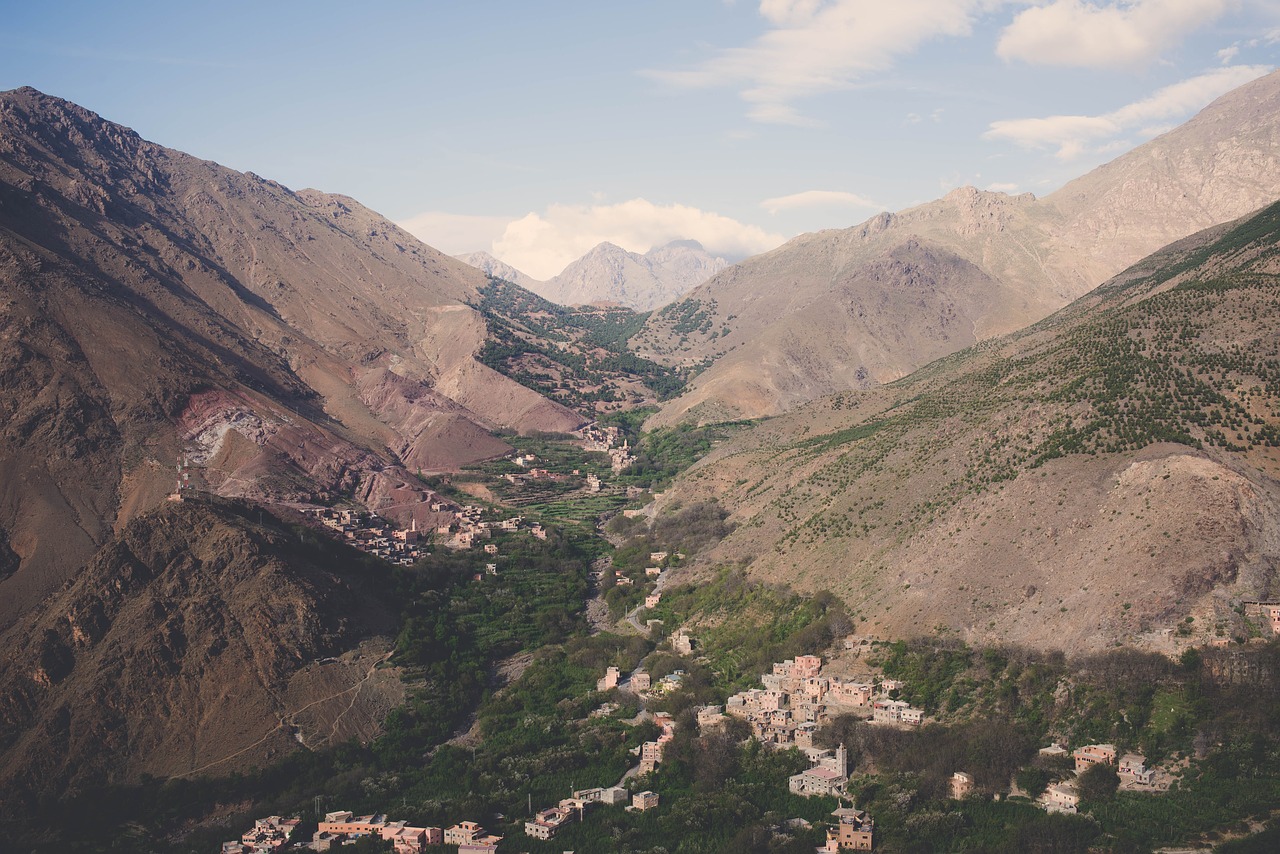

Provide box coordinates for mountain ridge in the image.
[634,70,1280,427]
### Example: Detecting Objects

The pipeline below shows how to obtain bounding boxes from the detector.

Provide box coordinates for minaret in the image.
[836,743,848,777]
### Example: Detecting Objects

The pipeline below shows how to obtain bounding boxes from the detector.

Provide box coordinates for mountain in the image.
[0,85,582,617]
[454,250,543,291]
[634,70,1280,426]
[457,240,727,312]
[537,239,728,311]
[660,200,1280,654]
[0,86,585,798]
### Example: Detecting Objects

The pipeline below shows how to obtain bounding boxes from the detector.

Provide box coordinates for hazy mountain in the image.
[0,86,582,794]
[635,70,1280,426]
[660,200,1280,654]
[537,239,728,310]
[454,250,543,291]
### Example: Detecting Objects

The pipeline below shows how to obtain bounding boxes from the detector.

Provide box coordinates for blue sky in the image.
[2,1,1277,278]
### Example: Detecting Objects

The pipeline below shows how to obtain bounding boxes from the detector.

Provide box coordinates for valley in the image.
[4,65,1280,854]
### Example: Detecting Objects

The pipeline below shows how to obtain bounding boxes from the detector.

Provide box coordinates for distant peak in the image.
[653,238,706,252]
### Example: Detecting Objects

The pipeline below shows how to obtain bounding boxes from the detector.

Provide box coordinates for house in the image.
[880,678,905,693]
[1073,743,1117,772]
[1038,743,1069,758]
[696,705,726,730]
[672,631,695,655]
[794,655,822,678]
[901,707,925,726]
[789,745,848,797]
[483,543,498,554]
[586,473,602,492]
[1040,782,1080,814]
[444,821,499,846]
[630,671,651,691]
[829,806,874,851]
[632,791,660,811]
[645,566,662,577]
[950,771,975,799]
[649,551,669,562]
[645,592,661,608]
[597,786,630,806]
[1119,753,1155,785]
[524,806,577,840]
[597,666,620,691]
[872,699,911,724]
[640,740,664,772]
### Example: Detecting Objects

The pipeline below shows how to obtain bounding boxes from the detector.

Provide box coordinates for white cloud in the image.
[985,181,1021,193]
[1217,44,1240,63]
[490,199,787,279]
[983,64,1271,158]
[760,189,882,213]
[648,0,990,125]
[397,211,515,255]
[997,0,1238,69]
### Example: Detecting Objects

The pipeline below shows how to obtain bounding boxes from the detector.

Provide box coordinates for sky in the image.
[2,1,1277,279]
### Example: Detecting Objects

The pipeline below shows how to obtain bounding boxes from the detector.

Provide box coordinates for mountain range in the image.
[457,239,728,311]
[633,70,1280,426]
[659,200,1280,653]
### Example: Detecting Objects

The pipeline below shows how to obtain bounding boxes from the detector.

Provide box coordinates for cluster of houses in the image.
[1036,743,1157,814]
[221,816,300,853]
[226,811,507,853]
[306,508,425,567]
[726,655,925,750]
[522,785,658,841]
[579,423,636,473]
[434,505,547,551]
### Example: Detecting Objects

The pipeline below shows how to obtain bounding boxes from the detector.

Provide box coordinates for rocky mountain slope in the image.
[0,86,581,624]
[661,201,1280,654]
[635,70,1280,426]
[0,498,401,806]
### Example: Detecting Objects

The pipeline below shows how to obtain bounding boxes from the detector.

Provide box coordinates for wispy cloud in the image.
[997,0,1238,69]
[647,0,990,126]
[983,64,1271,158]
[760,189,882,213]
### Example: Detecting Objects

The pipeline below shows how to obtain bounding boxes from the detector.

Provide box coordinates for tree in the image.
[1076,761,1120,802]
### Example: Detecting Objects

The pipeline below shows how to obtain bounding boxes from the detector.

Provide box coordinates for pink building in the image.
[1073,744,1117,772]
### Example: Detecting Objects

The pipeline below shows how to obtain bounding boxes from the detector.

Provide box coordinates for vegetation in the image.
[471,277,692,409]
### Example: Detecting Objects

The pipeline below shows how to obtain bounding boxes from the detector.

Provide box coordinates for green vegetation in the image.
[471,277,692,408]
[648,568,853,691]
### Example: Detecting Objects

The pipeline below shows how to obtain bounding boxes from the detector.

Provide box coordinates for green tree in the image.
[1076,761,1120,802]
